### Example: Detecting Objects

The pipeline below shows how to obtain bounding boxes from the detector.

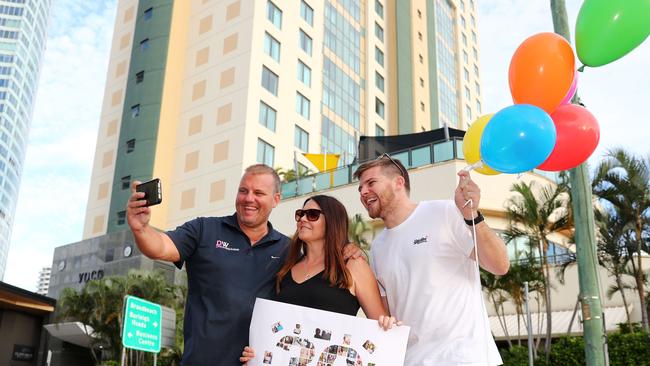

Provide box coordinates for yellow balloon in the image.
[463,114,501,175]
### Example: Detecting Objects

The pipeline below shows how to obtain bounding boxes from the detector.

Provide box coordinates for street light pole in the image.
[549,1,606,365]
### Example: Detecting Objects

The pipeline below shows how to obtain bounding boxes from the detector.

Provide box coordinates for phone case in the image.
[136,178,162,206]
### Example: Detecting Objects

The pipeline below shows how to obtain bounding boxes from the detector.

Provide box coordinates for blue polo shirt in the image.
[167,214,289,366]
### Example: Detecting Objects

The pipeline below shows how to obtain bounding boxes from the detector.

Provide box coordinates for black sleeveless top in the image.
[275,270,361,316]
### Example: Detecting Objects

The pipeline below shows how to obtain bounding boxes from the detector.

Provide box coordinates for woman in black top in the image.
[240,195,396,364]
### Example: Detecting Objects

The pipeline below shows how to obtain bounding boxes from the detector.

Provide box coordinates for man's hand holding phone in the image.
[127,179,161,233]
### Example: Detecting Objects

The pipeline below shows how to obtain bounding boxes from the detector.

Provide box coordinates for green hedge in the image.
[500,332,650,366]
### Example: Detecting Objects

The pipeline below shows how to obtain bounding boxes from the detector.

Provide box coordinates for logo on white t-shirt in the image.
[412,235,428,245]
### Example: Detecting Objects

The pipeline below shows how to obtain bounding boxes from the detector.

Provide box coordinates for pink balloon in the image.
[560,70,579,105]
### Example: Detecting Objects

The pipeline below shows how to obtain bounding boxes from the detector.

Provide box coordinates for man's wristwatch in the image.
[464,211,484,226]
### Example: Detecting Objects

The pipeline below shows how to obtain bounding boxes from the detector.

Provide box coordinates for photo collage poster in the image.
[249,298,410,366]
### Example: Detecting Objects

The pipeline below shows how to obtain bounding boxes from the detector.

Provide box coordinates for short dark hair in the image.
[244,164,281,194]
[353,154,410,193]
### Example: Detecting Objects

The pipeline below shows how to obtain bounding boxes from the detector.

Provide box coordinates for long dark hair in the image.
[276,195,352,292]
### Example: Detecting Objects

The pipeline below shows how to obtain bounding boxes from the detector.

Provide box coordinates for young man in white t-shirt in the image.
[354,154,510,366]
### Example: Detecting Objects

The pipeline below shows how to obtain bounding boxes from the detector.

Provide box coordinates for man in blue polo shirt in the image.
[126,164,289,365]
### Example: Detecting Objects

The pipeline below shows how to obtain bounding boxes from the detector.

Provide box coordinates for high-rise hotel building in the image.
[0,1,51,279]
[83,0,482,238]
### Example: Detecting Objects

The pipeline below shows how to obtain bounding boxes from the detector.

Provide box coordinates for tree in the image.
[595,208,636,330]
[348,213,373,253]
[503,179,572,359]
[592,148,650,331]
[58,270,185,365]
[275,166,314,183]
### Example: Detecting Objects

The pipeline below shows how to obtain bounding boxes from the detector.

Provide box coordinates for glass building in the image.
[0,0,51,279]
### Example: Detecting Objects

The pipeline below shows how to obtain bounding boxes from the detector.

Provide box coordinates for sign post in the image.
[122,295,162,354]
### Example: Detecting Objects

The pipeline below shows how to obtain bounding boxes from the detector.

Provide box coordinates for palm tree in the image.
[595,208,636,330]
[592,148,650,331]
[503,179,571,359]
[349,213,373,252]
[58,270,184,365]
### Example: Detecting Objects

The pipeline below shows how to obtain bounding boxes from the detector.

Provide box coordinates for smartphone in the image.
[136,178,162,207]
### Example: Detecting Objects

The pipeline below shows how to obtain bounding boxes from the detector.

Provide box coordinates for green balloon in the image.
[576,0,650,67]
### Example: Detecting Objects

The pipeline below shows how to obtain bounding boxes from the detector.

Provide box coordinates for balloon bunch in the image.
[463,0,650,175]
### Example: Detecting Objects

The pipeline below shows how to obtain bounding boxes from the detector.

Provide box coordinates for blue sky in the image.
[4,0,649,291]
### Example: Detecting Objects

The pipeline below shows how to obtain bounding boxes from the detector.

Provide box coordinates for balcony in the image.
[282,138,465,199]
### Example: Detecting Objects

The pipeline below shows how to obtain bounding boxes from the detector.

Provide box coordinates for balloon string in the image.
[463,161,484,172]
[463,198,491,364]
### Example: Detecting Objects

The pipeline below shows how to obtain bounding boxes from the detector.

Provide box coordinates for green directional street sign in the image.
[122,295,162,353]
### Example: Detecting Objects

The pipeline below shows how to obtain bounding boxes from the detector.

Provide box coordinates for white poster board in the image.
[249,298,410,366]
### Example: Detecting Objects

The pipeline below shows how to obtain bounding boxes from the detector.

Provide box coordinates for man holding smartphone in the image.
[127,164,290,365]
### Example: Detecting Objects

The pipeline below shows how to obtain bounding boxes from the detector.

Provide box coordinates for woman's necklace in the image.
[303,257,322,281]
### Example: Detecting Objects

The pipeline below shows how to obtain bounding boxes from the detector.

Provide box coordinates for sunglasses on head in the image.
[377,153,406,177]
[295,208,323,222]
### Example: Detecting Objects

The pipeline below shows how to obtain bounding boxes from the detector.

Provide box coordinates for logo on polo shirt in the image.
[413,235,428,245]
[215,239,240,252]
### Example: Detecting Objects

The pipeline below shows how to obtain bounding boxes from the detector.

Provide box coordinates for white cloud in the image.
[4,0,117,291]
[478,0,650,163]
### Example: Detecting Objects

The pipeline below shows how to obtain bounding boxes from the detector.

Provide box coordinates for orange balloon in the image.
[509,32,575,114]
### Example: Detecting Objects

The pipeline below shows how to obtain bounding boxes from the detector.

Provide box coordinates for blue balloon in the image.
[480,104,556,174]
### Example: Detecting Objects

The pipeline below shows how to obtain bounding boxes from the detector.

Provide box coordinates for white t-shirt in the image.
[371,200,502,366]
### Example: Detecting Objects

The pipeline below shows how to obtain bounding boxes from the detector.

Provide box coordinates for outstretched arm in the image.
[455,171,510,275]
[347,258,400,330]
[127,181,180,262]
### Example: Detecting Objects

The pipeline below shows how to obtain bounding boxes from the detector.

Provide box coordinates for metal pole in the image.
[525,282,534,366]
[154,353,157,366]
[549,1,606,365]
[120,346,126,366]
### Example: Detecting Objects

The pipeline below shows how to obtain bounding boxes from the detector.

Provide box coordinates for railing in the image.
[281,137,465,199]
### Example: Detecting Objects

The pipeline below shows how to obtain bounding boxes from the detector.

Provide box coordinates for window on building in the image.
[460,0,466,11]
[126,139,135,153]
[257,138,275,166]
[465,86,470,99]
[417,9,422,18]
[375,22,384,42]
[264,32,280,62]
[121,176,131,190]
[259,101,277,131]
[472,31,477,43]
[475,81,480,95]
[299,29,312,55]
[419,54,423,63]
[464,68,469,82]
[461,16,466,28]
[476,100,482,114]
[375,72,384,92]
[463,50,468,64]
[117,211,126,226]
[462,33,467,46]
[131,104,140,118]
[143,7,153,21]
[294,125,309,151]
[419,77,424,87]
[420,101,425,111]
[296,92,310,119]
[300,0,313,26]
[267,1,282,29]
[140,38,150,51]
[471,15,476,28]
[297,60,311,86]
[465,104,472,120]
[376,124,384,136]
[375,0,383,18]
[375,97,385,118]
[418,31,423,41]
[261,66,279,95]
[135,70,144,83]
[375,47,384,67]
